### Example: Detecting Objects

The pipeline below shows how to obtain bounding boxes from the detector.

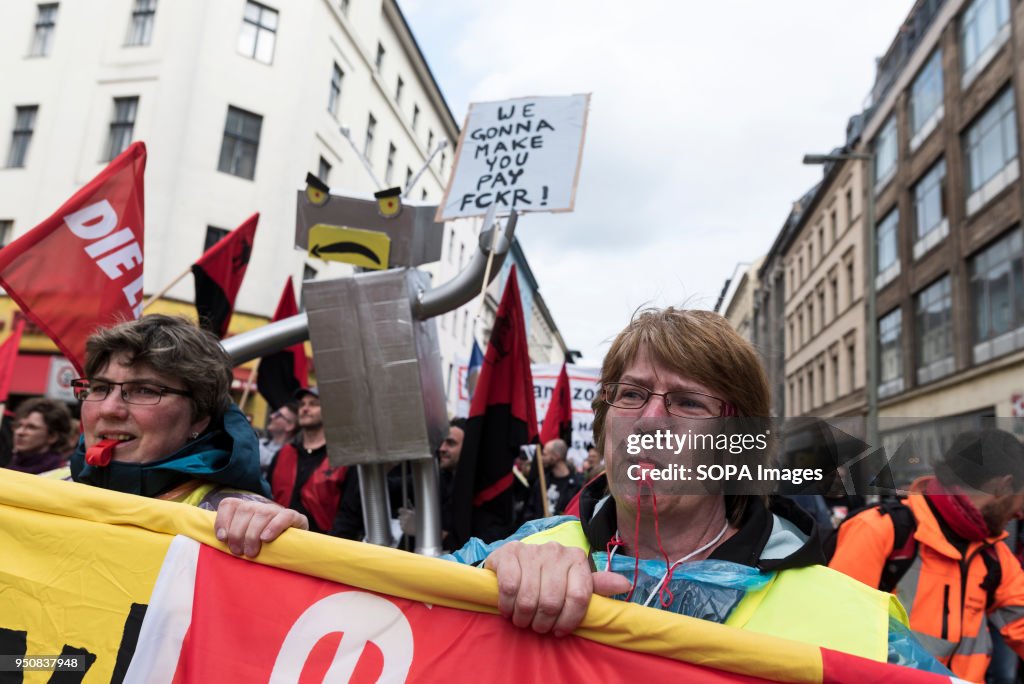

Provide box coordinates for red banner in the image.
[0,318,26,402]
[126,539,953,684]
[0,142,146,374]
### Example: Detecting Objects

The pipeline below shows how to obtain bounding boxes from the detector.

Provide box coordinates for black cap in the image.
[294,386,319,400]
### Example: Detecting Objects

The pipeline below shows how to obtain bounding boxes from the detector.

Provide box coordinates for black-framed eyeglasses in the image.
[71,379,192,406]
[603,382,731,419]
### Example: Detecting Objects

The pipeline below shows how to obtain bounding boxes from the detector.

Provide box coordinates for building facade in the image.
[854,0,1024,459]
[782,155,869,420]
[0,0,567,415]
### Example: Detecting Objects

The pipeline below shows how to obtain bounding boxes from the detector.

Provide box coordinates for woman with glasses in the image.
[446,307,944,673]
[70,314,307,556]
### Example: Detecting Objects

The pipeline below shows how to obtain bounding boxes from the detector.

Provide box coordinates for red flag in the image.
[191,213,258,338]
[539,362,572,446]
[0,142,146,374]
[256,277,309,409]
[0,318,26,402]
[451,266,538,546]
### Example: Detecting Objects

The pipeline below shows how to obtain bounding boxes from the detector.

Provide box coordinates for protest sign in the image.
[437,94,590,221]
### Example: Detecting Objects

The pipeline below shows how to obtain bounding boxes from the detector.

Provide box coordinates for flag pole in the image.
[141,265,193,311]
[474,204,501,319]
[237,364,258,413]
[536,446,551,518]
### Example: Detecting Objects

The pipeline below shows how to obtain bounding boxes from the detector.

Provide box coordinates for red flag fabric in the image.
[539,361,572,446]
[0,318,26,402]
[256,277,310,409]
[451,266,538,547]
[125,537,956,684]
[0,142,146,374]
[191,213,258,338]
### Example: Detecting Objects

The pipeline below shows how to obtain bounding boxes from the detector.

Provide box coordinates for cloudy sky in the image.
[401,1,915,365]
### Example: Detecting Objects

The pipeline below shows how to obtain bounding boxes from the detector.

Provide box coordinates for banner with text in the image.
[456,362,600,465]
[437,94,590,221]
[0,469,949,683]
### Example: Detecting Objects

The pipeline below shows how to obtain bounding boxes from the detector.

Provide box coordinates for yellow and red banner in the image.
[0,469,957,682]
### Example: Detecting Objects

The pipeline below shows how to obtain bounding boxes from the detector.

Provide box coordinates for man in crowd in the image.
[582,443,604,481]
[830,429,1024,682]
[259,402,298,474]
[524,438,581,519]
[268,388,362,539]
[5,398,72,474]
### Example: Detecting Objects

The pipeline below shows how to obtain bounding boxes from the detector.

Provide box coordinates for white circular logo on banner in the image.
[270,591,413,683]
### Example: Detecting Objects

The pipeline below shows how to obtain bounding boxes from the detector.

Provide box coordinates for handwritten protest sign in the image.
[437,94,590,221]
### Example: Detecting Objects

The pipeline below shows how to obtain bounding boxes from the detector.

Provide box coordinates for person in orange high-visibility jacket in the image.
[830,429,1024,683]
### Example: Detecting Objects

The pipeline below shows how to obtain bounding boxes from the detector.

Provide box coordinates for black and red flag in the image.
[0,142,146,373]
[256,277,309,409]
[539,362,573,446]
[192,214,258,338]
[451,266,538,547]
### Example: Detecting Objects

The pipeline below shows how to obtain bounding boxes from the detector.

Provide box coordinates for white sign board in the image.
[437,94,590,221]
[455,362,601,469]
[46,356,77,402]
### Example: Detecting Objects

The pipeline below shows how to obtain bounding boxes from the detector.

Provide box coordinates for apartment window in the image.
[831,351,839,400]
[876,209,899,285]
[798,256,804,282]
[375,42,385,71]
[440,151,447,175]
[798,376,805,413]
[421,188,428,201]
[385,142,396,185]
[7,106,38,168]
[105,97,138,162]
[964,88,1018,208]
[831,275,839,316]
[203,226,229,253]
[970,228,1024,344]
[913,159,948,258]
[808,368,815,408]
[237,1,277,64]
[916,275,954,373]
[808,302,815,337]
[847,342,856,392]
[831,209,838,243]
[364,113,376,159]
[405,166,413,191]
[819,360,826,405]
[328,63,343,116]
[0,221,13,247]
[874,115,898,188]
[395,76,404,104]
[427,129,434,151]
[818,227,824,257]
[879,309,903,396]
[961,0,1010,83]
[125,0,156,46]
[339,0,350,15]
[789,322,795,350]
[459,242,465,269]
[29,4,58,57]
[317,156,331,184]
[461,310,469,344]
[807,241,813,266]
[818,288,825,328]
[217,106,262,180]
[910,49,943,145]
[448,229,455,263]
[412,104,420,131]
[846,261,855,306]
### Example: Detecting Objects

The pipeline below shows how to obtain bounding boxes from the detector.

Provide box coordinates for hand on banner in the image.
[215,499,309,558]
[484,541,632,637]
[398,507,417,537]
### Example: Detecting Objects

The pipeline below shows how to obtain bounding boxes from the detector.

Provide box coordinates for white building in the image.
[0,0,567,412]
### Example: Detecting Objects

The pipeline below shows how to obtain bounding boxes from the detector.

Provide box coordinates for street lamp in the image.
[802,150,877,449]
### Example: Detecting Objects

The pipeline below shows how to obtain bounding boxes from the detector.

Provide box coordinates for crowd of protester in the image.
[8,310,1024,682]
